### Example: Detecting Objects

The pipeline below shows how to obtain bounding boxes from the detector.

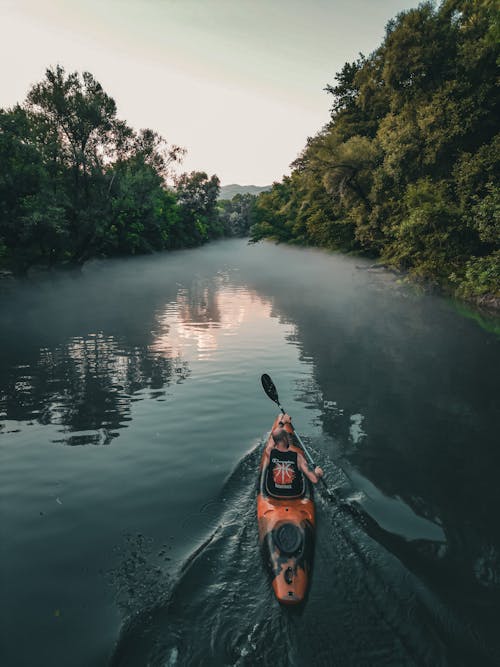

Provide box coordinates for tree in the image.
[217,193,257,237]
[174,171,221,246]
[0,106,69,271]
[0,66,224,272]
[251,0,500,304]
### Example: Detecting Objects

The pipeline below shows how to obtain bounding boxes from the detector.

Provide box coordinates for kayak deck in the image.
[257,417,315,604]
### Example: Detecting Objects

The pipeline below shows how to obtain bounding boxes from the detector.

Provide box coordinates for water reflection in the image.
[0,271,274,445]
[151,281,272,361]
[0,332,190,445]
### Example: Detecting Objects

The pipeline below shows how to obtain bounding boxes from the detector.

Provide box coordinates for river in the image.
[1,239,499,666]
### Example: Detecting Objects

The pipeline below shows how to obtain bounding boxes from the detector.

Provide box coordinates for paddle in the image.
[260,373,335,499]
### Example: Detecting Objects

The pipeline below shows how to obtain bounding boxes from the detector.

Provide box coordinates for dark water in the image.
[1,239,499,666]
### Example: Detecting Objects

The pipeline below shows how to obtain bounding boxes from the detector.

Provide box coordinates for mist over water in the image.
[1,239,499,666]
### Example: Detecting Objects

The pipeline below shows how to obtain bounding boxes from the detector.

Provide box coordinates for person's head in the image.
[272,428,289,448]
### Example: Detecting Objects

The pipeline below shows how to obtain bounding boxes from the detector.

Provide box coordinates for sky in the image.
[0,0,418,185]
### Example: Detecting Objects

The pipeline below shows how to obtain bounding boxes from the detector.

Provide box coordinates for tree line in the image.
[250,0,499,305]
[0,65,253,274]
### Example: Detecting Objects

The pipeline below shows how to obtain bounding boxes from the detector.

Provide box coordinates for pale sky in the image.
[0,0,417,185]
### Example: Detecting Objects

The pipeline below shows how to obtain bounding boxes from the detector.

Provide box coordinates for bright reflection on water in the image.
[151,281,273,362]
[0,239,499,666]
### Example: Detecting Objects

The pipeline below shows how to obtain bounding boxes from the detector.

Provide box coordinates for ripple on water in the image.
[108,444,489,667]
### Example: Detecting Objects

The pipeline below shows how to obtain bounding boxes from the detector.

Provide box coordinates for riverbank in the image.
[260,238,500,317]
[248,2,499,314]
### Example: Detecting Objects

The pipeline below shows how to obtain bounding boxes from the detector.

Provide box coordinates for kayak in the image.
[257,415,315,604]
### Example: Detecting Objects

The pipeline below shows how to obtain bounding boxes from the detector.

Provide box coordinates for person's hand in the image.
[314,466,324,478]
[280,413,291,424]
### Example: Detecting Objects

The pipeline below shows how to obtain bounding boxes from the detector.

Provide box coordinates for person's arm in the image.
[264,435,274,463]
[298,453,323,484]
[264,418,281,455]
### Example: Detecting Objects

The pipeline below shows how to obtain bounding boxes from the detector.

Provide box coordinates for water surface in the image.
[1,239,499,666]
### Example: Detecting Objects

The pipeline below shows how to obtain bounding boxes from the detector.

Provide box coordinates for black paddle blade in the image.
[261,373,280,404]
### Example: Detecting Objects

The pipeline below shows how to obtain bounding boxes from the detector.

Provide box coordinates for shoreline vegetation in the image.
[249,0,499,312]
[0,66,256,277]
[1,2,498,315]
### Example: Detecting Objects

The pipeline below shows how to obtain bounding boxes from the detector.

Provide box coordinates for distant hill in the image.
[218,184,271,200]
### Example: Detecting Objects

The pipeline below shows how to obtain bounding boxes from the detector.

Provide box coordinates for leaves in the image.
[252,0,500,302]
[0,67,223,271]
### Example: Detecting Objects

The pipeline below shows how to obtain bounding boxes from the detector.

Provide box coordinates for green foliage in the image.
[472,184,500,246]
[384,178,465,279]
[173,171,221,247]
[250,177,298,243]
[453,252,500,297]
[253,0,500,304]
[217,193,258,237]
[0,66,222,273]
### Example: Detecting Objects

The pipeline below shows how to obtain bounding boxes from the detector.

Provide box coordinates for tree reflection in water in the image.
[0,268,252,446]
[1,332,190,445]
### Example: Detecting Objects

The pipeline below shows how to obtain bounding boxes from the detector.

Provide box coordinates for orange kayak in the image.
[257,415,315,604]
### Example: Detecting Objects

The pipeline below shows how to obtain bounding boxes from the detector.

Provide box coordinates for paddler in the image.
[264,413,324,496]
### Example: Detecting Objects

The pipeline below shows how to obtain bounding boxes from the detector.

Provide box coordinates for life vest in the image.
[266,448,305,498]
